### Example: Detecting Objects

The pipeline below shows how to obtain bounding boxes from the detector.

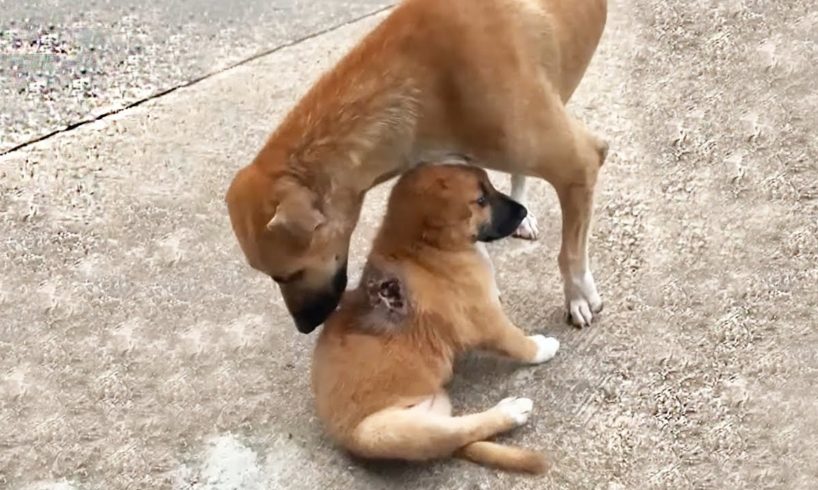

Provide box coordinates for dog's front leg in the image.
[474,242,501,302]
[476,309,559,365]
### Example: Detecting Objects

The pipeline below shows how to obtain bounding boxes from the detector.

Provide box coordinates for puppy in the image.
[225,0,609,333]
[311,164,561,474]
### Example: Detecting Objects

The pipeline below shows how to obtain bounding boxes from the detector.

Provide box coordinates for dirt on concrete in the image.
[1,0,817,489]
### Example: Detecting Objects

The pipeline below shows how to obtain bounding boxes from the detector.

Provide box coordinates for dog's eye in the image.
[475,195,488,207]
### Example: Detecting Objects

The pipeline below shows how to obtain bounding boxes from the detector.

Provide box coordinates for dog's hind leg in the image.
[551,117,608,328]
[510,174,539,240]
[349,395,533,462]
[555,170,604,328]
[508,88,608,327]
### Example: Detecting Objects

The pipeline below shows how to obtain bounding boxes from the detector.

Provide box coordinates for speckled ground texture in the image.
[1,0,817,489]
[0,0,389,153]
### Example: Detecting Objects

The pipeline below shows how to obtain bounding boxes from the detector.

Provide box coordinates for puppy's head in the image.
[382,164,528,251]
[225,163,357,334]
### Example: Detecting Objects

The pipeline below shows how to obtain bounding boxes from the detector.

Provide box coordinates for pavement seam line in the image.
[0,4,395,157]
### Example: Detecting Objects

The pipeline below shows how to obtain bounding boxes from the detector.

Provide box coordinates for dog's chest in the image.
[474,243,500,302]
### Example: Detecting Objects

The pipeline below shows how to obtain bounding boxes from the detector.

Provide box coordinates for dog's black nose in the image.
[290,265,347,334]
[293,300,336,333]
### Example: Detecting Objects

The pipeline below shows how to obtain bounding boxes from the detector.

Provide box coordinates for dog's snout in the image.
[293,295,339,333]
[284,264,348,333]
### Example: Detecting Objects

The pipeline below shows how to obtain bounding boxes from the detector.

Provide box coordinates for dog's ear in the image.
[366,276,409,319]
[267,188,325,246]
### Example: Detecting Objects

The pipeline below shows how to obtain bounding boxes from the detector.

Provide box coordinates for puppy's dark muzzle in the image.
[285,264,348,334]
[478,194,528,242]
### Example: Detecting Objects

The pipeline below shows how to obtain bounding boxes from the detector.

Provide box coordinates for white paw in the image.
[513,215,539,240]
[564,270,603,327]
[568,298,598,327]
[496,397,534,426]
[529,335,559,363]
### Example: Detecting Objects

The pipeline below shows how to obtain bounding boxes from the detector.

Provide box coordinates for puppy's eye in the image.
[475,195,488,207]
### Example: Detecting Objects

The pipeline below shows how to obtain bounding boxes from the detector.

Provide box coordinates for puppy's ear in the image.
[267,188,325,246]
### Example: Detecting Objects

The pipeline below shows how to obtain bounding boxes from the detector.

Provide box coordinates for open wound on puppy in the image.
[375,279,404,310]
[364,269,410,323]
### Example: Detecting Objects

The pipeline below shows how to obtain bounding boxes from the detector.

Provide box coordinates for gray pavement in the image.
[2,1,818,489]
[0,0,391,153]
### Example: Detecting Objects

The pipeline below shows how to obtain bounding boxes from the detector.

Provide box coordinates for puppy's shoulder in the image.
[347,258,416,332]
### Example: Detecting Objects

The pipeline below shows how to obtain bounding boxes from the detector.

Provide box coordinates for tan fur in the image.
[311,165,553,474]
[225,0,609,329]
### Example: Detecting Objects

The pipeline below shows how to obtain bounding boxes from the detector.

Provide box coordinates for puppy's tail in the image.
[454,441,548,474]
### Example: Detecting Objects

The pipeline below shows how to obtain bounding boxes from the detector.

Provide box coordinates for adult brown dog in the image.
[312,164,561,473]
[225,0,609,333]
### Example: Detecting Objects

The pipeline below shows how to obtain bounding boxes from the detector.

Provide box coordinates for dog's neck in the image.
[264,59,422,196]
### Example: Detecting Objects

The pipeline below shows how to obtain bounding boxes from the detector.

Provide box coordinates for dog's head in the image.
[381,164,528,251]
[225,163,359,334]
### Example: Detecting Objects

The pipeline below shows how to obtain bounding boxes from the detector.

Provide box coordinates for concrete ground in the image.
[0,0,390,153]
[1,0,817,489]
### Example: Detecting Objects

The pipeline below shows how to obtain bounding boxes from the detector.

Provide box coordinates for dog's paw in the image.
[512,215,539,240]
[529,335,559,363]
[566,295,604,328]
[496,397,534,426]
[564,271,603,328]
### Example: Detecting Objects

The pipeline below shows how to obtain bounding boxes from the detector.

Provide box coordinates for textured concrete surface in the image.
[1,1,817,489]
[0,0,391,153]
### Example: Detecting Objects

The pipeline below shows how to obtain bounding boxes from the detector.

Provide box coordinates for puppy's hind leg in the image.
[510,174,539,240]
[349,395,533,463]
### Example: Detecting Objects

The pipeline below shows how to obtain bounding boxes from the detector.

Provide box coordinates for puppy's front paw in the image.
[496,397,534,426]
[529,335,559,363]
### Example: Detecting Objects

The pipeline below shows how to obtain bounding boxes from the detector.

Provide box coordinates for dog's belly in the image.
[408,148,471,167]
[408,145,525,178]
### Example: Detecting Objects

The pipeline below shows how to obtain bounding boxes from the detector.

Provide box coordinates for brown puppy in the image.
[312,164,561,474]
[226,0,609,333]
